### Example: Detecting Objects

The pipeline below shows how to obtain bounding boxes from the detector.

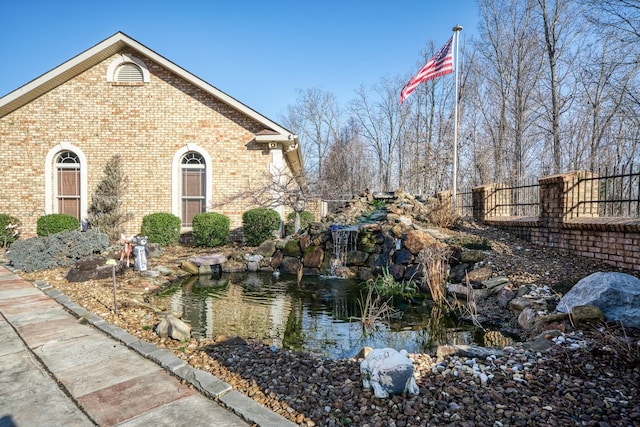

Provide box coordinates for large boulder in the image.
[302,246,324,269]
[183,254,228,275]
[402,230,438,255]
[279,257,302,275]
[66,256,122,282]
[255,240,276,258]
[556,272,640,328]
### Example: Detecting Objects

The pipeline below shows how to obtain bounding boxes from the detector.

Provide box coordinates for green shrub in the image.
[192,212,230,247]
[364,267,418,301]
[285,210,315,235]
[140,213,181,246]
[37,214,80,236]
[8,230,109,272]
[0,214,21,248]
[242,208,281,246]
[448,236,492,250]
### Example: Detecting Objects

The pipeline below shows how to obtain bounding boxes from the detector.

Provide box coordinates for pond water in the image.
[151,272,512,359]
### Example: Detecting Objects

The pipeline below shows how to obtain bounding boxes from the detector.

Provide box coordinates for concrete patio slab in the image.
[76,370,197,426]
[33,333,130,372]
[56,350,163,397]
[116,394,249,427]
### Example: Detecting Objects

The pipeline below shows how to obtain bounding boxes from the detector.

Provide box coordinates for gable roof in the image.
[0,31,303,178]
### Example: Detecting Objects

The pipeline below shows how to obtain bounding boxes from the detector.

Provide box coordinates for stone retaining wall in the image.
[243,191,466,284]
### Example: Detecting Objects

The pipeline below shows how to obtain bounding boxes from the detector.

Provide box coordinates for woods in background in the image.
[282,0,640,201]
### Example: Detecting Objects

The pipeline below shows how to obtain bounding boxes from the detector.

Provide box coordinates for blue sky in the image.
[0,0,479,121]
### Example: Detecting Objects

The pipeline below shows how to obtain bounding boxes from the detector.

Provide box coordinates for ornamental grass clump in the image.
[417,244,452,306]
[357,286,394,333]
[427,198,460,229]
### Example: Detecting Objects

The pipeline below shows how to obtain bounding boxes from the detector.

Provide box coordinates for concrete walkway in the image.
[0,266,297,427]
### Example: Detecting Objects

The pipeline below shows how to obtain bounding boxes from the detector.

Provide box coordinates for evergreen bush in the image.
[285,210,315,235]
[140,213,181,246]
[8,230,109,272]
[242,208,281,246]
[0,214,21,248]
[192,212,230,247]
[86,154,133,242]
[37,214,80,236]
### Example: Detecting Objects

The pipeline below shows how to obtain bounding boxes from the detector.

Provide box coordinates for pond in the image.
[150,272,512,359]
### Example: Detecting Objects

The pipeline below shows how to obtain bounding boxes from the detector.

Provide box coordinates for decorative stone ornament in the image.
[360,348,419,398]
[156,315,191,341]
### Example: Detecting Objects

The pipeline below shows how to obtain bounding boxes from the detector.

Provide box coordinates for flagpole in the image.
[452,25,463,213]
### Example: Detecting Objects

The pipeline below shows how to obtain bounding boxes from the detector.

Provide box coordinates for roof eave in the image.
[0,35,128,118]
[0,32,295,140]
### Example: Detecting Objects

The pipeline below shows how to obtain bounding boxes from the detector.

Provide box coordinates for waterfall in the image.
[330,225,359,276]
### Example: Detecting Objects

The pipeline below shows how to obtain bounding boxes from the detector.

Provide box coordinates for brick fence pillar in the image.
[538,170,596,246]
[563,171,599,219]
[472,184,496,222]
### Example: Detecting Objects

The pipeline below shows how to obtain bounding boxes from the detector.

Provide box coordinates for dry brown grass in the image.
[427,198,460,228]
[417,244,452,305]
[357,286,394,331]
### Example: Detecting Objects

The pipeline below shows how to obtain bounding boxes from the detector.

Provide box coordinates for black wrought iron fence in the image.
[491,179,540,217]
[455,190,474,218]
[572,164,640,218]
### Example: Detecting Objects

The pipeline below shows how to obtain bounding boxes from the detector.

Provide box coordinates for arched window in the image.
[180,152,206,227]
[55,150,81,220]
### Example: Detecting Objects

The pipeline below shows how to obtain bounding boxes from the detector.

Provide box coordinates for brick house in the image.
[0,32,304,240]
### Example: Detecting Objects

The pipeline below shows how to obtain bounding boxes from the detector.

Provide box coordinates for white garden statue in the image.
[360,348,419,398]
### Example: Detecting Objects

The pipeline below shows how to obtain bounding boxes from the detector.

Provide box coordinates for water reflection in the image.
[151,272,510,359]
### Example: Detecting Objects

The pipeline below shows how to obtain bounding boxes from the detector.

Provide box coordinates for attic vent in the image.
[107,55,149,83]
[116,63,144,82]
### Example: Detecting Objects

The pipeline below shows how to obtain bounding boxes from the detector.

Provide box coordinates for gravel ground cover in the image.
[19,222,640,426]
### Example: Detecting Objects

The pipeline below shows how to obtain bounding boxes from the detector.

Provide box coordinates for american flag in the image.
[400,36,454,104]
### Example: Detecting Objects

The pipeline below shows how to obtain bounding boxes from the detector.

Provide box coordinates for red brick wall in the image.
[474,172,640,271]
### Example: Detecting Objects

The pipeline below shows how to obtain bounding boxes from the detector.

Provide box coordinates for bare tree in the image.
[212,166,310,235]
[279,0,640,201]
[350,77,411,191]
[535,0,581,173]
[473,0,545,182]
[321,119,375,199]
[582,0,640,43]
[284,88,342,197]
